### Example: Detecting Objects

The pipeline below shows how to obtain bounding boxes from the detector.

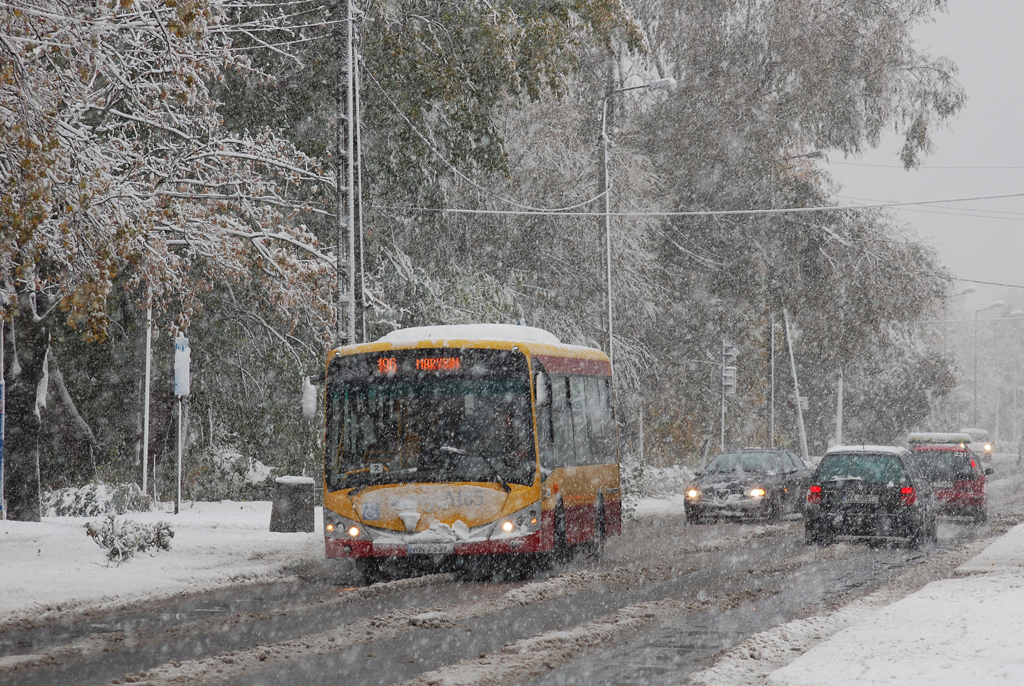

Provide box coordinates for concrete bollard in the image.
[269,476,316,533]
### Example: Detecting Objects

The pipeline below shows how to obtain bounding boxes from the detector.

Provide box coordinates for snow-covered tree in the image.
[1,0,334,519]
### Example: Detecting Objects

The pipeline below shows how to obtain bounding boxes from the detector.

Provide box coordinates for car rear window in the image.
[911,450,975,482]
[817,454,908,485]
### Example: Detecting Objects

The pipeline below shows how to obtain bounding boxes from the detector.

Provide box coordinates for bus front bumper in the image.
[326,528,547,558]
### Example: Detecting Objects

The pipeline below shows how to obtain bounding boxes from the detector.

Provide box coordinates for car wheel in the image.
[976,508,988,524]
[767,494,783,523]
[554,504,571,563]
[590,499,606,560]
[805,522,832,546]
[356,558,387,584]
[685,507,702,525]
[907,518,927,549]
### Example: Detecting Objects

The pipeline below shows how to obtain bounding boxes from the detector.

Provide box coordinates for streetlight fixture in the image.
[600,76,676,370]
[975,300,1005,425]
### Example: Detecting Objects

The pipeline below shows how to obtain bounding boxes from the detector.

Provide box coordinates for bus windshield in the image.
[325,349,535,491]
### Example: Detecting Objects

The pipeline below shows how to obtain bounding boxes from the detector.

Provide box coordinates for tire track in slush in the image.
[99,525,796,686]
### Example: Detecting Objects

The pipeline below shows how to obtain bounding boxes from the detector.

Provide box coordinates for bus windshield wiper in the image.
[441,445,511,493]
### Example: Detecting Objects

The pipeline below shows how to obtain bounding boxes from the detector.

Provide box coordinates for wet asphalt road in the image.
[3,459,1023,686]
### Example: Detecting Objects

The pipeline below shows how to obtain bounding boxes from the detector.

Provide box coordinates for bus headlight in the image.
[491,501,543,539]
[348,526,361,538]
[749,488,766,498]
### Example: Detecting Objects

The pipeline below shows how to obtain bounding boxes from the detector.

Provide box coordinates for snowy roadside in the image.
[0,484,695,634]
[684,517,1024,686]
[0,501,325,631]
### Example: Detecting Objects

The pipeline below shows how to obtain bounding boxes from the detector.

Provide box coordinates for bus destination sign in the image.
[377,356,462,374]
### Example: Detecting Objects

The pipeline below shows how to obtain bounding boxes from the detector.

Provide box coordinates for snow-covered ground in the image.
[1,491,693,631]
[767,523,1024,686]
[687,522,1024,686]
[0,501,324,630]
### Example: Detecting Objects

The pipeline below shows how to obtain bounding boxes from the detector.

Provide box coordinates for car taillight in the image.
[900,486,916,506]
[970,459,977,469]
[807,484,822,504]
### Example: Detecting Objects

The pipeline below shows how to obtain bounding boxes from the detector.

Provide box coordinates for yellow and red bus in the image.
[321,324,620,581]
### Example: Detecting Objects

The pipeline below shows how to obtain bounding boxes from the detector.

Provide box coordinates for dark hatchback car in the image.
[909,443,991,522]
[684,449,812,523]
[804,446,938,547]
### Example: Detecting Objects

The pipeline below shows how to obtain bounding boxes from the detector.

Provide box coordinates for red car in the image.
[908,435,992,523]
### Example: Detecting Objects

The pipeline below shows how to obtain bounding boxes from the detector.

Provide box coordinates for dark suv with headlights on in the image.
[684,449,812,523]
[804,446,938,547]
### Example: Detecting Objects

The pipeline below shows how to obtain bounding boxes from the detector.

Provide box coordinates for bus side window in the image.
[569,376,590,465]
[585,376,614,463]
[551,375,574,467]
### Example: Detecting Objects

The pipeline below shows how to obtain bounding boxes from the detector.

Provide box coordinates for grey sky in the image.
[823,0,1024,314]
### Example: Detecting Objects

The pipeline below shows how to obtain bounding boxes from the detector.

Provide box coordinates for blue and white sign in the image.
[173,333,191,397]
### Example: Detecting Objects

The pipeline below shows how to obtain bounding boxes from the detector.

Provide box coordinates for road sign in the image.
[722,341,739,364]
[722,366,737,395]
[174,333,190,397]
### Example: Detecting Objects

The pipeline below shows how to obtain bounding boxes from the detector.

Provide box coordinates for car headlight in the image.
[985,443,992,452]
[686,487,701,500]
[748,488,766,498]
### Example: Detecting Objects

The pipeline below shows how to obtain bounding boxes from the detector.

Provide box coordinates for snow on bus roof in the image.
[824,445,908,456]
[378,324,561,345]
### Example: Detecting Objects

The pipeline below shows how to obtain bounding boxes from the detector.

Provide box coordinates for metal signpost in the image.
[720,340,739,451]
[173,333,190,515]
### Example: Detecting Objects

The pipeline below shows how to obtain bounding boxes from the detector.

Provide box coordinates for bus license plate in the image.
[844,494,878,504]
[408,543,454,555]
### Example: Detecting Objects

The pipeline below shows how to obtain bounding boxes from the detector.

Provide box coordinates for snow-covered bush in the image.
[44,483,152,517]
[621,463,697,520]
[84,516,174,565]
[642,465,697,498]
[620,462,647,520]
[184,445,275,502]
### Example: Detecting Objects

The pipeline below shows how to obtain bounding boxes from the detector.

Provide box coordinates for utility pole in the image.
[142,303,152,497]
[769,315,775,449]
[335,0,364,347]
[783,308,809,464]
[835,370,843,446]
[1,321,5,520]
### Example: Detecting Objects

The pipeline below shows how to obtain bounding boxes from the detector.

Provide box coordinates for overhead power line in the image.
[372,191,1024,218]
[958,278,1024,290]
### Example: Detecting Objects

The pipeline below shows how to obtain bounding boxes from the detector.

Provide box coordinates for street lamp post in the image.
[599,76,675,370]
[975,300,1005,426]
[996,310,1024,444]
[945,286,977,356]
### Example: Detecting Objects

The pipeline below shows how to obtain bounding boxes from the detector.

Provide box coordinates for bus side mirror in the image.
[535,372,550,407]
